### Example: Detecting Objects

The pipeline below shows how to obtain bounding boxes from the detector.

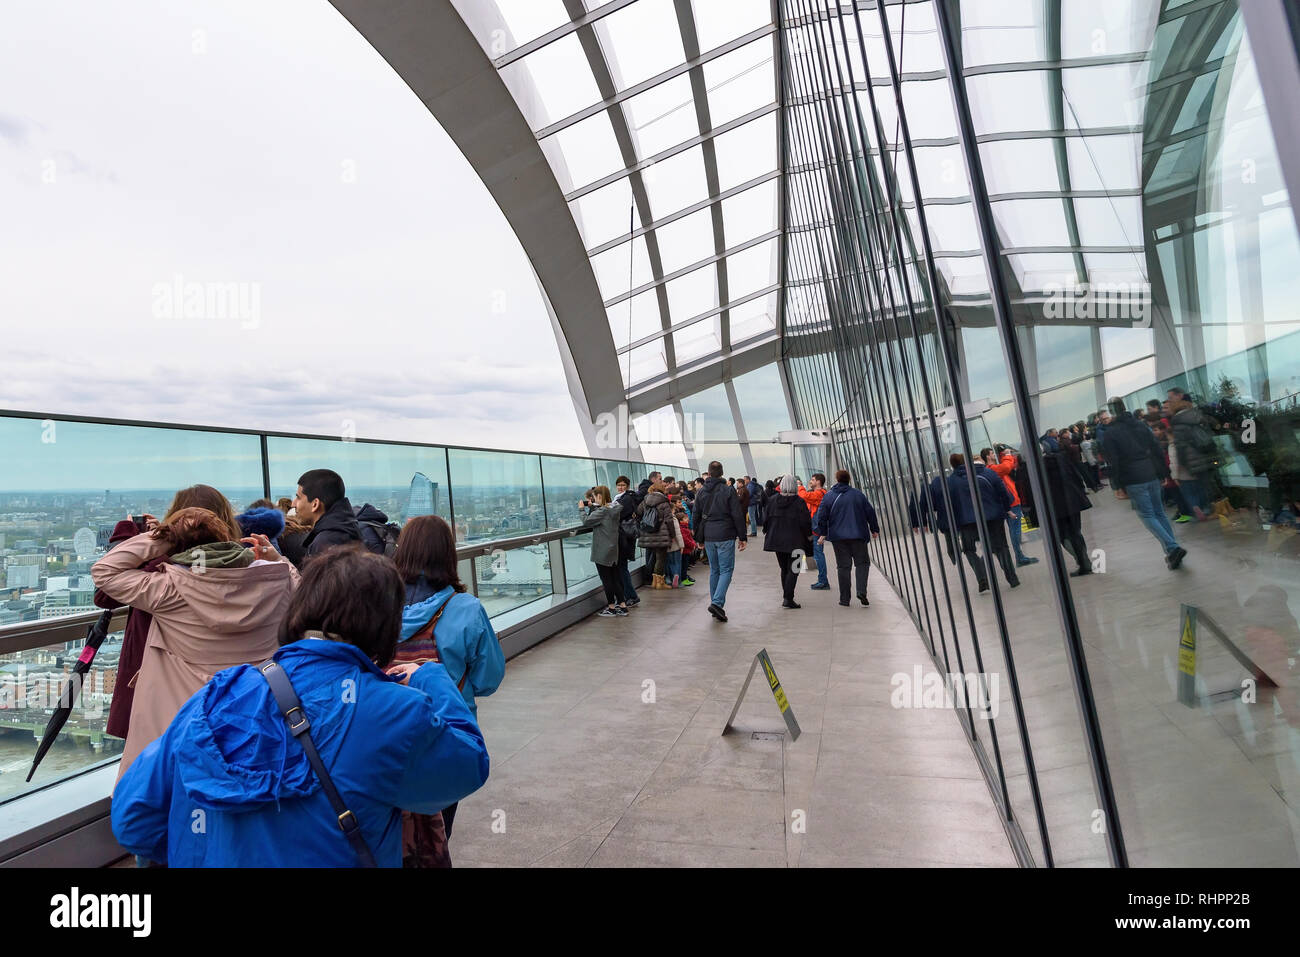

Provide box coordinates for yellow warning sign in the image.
[1178,611,1196,676]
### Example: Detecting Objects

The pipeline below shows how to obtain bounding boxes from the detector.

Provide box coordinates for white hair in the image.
[779,474,798,495]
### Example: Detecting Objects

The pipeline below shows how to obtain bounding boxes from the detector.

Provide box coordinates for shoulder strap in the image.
[411,603,469,691]
[258,660,377,868]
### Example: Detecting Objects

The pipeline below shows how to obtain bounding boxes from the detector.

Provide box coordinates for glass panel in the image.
[730,363,791,442]
[539,110,626,193]
[472,542,553,618]
[607,284,665,349]
[712,112,778,191]
[594,0,685,93]
[622,340,669,386]
[266,438,451,525]
[721,179,779,248]
[562,535,600,589]
[446,449,544,544]
[466,0,570,55]
[540,455,597,530]
[653,206,718,274]
[571,176,641,248]
[665,262,718,320]
[723,237,779,299]
[679,382,736,441]
[702,36,776,127]
[727,290,779,342]
[621,74,700,160]
[643,144,710,220]
[499,33,602,130]
[672,316,722,364]
[691,0,771,52]
[979,139,1062,195]
[591,235,655,300]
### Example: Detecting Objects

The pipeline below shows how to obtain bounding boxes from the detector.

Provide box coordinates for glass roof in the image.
[453,0,782,393]
[781,0,1165,327]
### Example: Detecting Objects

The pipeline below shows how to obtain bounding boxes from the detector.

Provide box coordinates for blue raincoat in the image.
[110,638,489,867]
[401,582,505,719]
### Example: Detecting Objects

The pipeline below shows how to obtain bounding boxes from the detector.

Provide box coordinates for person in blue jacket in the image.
[927,453,1018,592]
[813,469,880,607]
[393,514,505,845]
[111,547,489,867]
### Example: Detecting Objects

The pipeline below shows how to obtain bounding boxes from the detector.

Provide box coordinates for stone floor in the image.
[879,482,1300,867]
[451,542,1015,867]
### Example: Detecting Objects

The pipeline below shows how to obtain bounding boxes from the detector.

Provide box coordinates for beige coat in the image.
[91,532,299,784]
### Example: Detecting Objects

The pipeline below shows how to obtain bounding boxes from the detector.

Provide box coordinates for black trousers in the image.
[775,551,798,602]
[831,538,870,603]
[947,524,987,586]
[982,519,1019,585]
[596,562,625,604]
[1058,512,1090,571]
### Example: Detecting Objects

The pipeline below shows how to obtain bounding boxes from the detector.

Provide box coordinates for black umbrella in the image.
[26,609,115,782]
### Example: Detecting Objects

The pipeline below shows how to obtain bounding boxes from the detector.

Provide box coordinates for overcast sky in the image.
[0,0,589,458]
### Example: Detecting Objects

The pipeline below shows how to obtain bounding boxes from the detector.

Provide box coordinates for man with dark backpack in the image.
[355,504,401,557]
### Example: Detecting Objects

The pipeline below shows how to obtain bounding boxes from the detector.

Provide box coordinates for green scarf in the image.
[171,541,255,568]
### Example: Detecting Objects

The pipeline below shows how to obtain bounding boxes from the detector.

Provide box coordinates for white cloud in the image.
[0,0,588,456]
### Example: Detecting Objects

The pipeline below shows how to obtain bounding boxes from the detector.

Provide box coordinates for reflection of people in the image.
[1166,389,1220,521]
[1039,442,1093,576]
[1100,397,1187,570]
[797,474,829,589]
[983,446,1038,567]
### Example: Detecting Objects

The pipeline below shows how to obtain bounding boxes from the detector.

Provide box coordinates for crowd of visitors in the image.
[97,398,1213,867]
[97,469,501,868]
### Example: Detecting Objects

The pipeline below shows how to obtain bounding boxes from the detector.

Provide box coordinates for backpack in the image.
[639,502,663,534]
[360,520,401,557]
[616,496,640,543]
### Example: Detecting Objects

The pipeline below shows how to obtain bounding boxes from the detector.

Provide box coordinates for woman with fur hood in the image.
[92,504,300,784]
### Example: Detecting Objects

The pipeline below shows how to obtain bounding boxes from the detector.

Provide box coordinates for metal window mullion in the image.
[848,0,1014,810]
[932,0,1128,868]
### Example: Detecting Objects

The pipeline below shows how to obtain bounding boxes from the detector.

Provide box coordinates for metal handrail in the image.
[0,525,594,655]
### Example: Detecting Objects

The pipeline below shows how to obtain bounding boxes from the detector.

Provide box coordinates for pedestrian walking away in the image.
[813,469,879,606]
[764,474,813,608]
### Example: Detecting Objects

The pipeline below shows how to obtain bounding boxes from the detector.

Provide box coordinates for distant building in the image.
[4,565,39,590]
[408,472,440,519]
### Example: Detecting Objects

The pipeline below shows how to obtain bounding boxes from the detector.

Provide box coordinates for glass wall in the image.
[779,0,1300,867]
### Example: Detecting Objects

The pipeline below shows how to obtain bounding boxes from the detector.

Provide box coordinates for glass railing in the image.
[0,409,684,805]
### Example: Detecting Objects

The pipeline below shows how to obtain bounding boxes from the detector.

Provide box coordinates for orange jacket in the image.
[987,454,1021,508]
[797,484,825,520]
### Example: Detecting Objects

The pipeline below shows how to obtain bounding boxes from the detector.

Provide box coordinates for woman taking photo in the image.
[93,483,245,742]
[763,475,813,609]
[580,485,630,617]
[111,547,489,867]
[92,503,300,784]
[391,514,505,864]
